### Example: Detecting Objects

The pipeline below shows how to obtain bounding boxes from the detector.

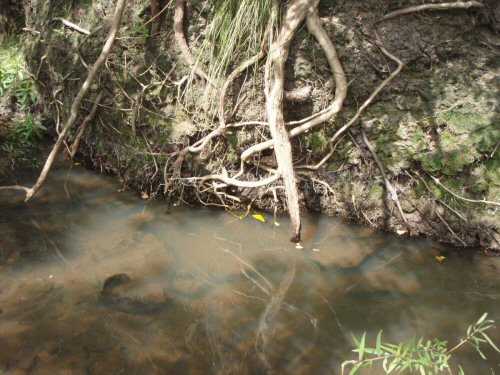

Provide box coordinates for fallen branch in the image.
[20,0,127,201]
[361,129,410,230]
[53,17,90,35]
[434,204,468,246]
[70,90,105,158]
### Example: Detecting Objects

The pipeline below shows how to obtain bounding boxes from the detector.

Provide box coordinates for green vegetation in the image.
[342,313,499,375]
[193,0,279,114]
[0,39,37,108]
[13,112,46,141]
[198,0,277,79]
[0,38,46,172]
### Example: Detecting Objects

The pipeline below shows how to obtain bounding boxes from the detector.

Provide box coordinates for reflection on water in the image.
[0,168,499,374]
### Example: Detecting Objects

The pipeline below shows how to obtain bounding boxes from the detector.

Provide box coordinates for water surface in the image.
[0,168,499,374]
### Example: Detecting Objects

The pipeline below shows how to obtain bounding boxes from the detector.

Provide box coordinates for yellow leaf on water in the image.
[252,214,266,223]
[435,255,446,262]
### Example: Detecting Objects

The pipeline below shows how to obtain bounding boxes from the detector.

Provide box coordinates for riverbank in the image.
[2,0,499,249]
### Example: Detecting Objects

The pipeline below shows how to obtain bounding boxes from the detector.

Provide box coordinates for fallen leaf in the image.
[435,255,446,262]
[396,230,407,235]
[274,222,280,227]
[252,214,266,223]
[313,248,320,252]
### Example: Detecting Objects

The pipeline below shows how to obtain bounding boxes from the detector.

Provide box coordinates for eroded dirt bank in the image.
[8,0,500,248]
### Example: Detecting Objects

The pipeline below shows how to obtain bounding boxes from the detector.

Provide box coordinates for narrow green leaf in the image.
[376,330,383,355]
[480,332,500,352]
[477,312,488,325]
[387,358,398,373]
[347,365,358,375]
[348,362,365,375]
[358,332,366,361]
[351,333,361,347]
[396,343,403,356]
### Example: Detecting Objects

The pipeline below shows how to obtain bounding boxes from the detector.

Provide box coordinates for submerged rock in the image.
[99,273,170,315]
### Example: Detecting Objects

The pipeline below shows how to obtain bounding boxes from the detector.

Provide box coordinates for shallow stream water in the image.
[0,168,499,374]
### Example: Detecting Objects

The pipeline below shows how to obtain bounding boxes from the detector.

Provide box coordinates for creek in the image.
[0,167,499,374]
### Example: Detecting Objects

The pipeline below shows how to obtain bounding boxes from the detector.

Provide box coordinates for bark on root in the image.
[265,0,320,242]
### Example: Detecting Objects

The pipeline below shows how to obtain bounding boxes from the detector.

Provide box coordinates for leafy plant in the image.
[0,38,37,109]
[14,113,47,141]
[132,18,150,39]
[342,313,499,375]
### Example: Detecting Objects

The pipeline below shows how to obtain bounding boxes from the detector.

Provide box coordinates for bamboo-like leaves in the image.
[342,313,499,375]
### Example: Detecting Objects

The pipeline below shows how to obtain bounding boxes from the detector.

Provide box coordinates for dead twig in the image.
[53,17,90,35]
[429,175,500,207]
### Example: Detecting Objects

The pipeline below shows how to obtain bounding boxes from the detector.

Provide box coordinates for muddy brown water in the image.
[0,167,499,374]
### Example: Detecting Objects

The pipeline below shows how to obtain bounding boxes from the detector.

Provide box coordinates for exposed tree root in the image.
[265,0,320,242]
[218,51,266,127]
[173,0,211,83]
[379,1,484,22]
